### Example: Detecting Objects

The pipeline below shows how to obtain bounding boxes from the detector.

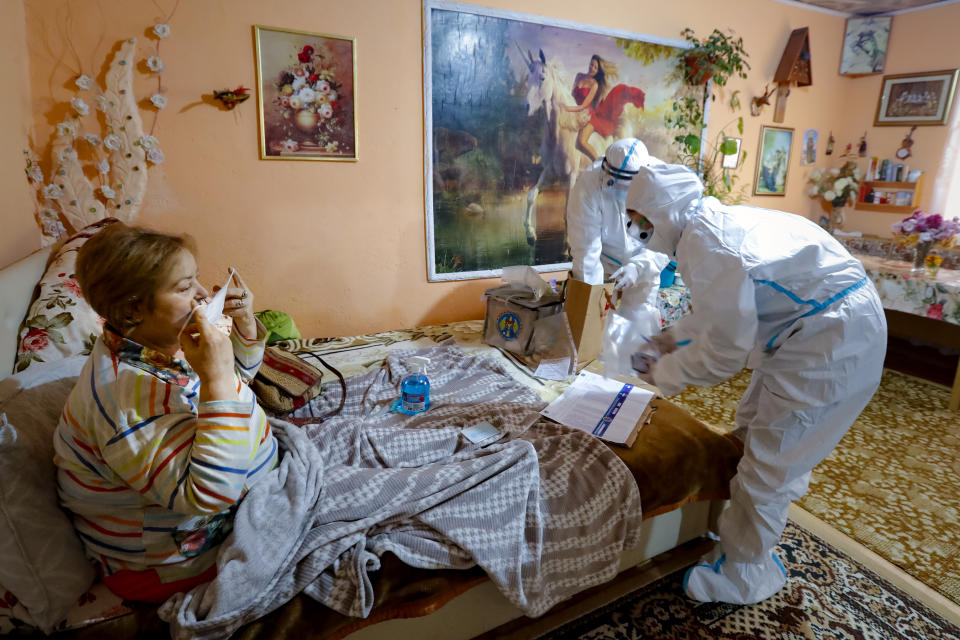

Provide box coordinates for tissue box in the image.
[483,284,562,355]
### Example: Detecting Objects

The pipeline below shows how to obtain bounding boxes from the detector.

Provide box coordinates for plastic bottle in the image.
[399,356,431,415]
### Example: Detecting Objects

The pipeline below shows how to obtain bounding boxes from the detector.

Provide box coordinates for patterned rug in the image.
[672,368,960,606]
[542,522,960,639]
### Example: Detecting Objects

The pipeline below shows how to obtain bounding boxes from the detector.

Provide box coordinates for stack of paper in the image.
[540,371,655,447]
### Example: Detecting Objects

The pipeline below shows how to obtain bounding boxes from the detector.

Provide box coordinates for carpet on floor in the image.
[541,521,960,640]
[671,367,960,606]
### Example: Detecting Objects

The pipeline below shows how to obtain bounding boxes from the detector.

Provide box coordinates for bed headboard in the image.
[0,248,52,376]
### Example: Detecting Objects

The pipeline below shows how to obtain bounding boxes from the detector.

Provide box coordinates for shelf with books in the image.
[854,175,923,214]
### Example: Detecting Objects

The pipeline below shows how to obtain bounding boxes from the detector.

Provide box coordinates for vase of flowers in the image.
[808,161,860,232]
[891,210,960,272]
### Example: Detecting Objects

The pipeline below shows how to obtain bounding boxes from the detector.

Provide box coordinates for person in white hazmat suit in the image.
[566,138,668,333]
[624,162,887,605]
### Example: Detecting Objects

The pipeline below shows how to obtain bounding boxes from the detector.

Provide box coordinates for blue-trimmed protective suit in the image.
[625,162,887,604]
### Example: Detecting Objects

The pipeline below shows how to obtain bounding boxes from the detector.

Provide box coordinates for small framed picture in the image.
[254,25,358,160]
[874,69,959,126]
[721,137,742,169]
[753,126,793,196]
[800,129,818,166]
[839,16,891,76]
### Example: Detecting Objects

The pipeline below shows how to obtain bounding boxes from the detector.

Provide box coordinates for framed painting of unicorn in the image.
[423,0,693,281]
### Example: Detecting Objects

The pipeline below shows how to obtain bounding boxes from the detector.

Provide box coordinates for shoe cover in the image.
[683,550,787,605]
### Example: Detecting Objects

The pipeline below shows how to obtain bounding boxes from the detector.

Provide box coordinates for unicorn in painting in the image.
[519,48,586,246]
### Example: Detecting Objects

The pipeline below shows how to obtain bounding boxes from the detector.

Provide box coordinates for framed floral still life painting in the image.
[753,125,793,196]
[874,69,959,126]
[254,25,357,160]
[839,16,891,76]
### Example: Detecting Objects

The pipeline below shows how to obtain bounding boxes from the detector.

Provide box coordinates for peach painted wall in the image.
[836,2,960,237]
[5,0,957,335]
[0,0,37,270]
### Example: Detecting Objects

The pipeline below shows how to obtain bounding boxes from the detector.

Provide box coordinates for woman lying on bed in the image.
[52,222,278,603]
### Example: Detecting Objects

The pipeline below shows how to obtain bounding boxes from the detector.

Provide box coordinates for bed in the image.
[0,243,740,639]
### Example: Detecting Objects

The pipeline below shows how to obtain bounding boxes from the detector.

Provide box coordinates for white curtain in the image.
[931,92,960,218]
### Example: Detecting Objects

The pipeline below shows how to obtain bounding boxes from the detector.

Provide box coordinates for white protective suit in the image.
[567,138,666,323]
[625,163,887,604]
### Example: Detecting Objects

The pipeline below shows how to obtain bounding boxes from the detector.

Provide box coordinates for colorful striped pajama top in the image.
[53,322,278,583]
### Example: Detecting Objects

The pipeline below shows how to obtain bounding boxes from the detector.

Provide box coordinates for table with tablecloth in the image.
[855,253,960,409]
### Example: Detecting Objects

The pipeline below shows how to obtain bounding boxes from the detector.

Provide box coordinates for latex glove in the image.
[612,263,640,292]
[651,330,678,355]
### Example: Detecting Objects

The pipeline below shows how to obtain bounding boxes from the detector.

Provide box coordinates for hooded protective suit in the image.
[625,162,887,604]
[566,138,667,322]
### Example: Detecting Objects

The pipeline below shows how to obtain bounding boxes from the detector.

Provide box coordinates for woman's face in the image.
[588,58,599,75]
[129,249,209,354]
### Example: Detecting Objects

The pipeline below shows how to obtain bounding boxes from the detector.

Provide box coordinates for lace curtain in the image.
[931,94,960,218]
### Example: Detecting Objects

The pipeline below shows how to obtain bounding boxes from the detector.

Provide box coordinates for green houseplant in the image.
[679,27,751,86]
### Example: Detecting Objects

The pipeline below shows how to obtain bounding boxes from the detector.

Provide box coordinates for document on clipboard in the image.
[540,370,655,447]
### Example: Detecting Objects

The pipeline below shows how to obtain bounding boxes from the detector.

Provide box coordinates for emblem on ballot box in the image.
[497,312,521,340]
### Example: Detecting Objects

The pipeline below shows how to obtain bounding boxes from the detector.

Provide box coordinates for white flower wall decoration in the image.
[23,17,174,246]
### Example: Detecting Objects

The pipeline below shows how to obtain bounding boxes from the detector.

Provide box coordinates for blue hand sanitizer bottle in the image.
[400,356,431,415]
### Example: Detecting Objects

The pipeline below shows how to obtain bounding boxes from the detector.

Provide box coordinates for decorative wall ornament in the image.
[212,86,252,110]
[753,125,794,196]
[874,69,959,126]
[423,0,693,281]
[23,11,176,246]
[254,25,357,161]
[839,16,891,76]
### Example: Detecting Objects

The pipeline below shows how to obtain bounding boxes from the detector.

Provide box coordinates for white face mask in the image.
[610,180,630,203]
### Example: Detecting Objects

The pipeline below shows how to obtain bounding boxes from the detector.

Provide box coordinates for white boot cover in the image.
[683,549,787,605]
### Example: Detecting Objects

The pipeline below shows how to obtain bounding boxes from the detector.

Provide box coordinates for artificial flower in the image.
[56,120,78,137]
[56,148,77,163]
[42,219,66,238]
[27,165,43,183]
[43,184,63,199]
[318,103,333,119]
[83,134,102,146]
[288,95,303,110]
[136,135,158,149]
[150,93,168,109]
[153,23,171,39]
[75,74,94,90]
[297,88,316,104]
[891,210,960,249]
[96,159,110,174]
[100,185,116,199]
[146,56,165,73]
[147,147,165,164]
[280,139,299,152]
[103,134,123,150]
[70,97,90,115]
[315,80,331,94]
[95,95,110,111]
[808,160,859,207]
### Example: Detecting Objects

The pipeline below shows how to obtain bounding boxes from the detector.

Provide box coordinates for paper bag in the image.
[563,276,616,365]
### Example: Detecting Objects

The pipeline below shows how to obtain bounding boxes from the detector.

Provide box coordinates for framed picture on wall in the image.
[839,16,891,76]
[800,129,817,166]
[874,69,959,126]
[721,137,742,169]
[254,25,357,161]
[423,0,699,281]
[753,125,793,196]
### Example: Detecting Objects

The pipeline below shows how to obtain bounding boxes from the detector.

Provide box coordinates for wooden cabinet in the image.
[854,176,923,213]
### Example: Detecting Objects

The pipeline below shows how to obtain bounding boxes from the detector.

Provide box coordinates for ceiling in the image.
[790,0,951,14]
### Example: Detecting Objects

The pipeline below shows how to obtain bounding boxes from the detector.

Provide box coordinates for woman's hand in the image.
[179,315,239,402]
[213,269,257,339]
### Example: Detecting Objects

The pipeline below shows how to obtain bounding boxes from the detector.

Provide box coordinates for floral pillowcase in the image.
[14,219,117,373]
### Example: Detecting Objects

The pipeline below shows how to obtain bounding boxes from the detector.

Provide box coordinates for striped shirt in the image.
[53,322,278,583]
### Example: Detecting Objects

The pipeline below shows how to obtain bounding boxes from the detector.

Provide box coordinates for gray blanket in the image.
[159,346,642,640]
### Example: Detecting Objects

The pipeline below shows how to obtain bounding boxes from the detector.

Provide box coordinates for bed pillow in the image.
[14,218,117,374]
[0,355,95,633]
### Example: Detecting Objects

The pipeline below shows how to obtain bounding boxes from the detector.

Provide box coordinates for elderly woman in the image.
[53,222,278,603]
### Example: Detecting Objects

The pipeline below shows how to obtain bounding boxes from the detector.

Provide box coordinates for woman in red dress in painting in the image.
[565,54,646,162]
